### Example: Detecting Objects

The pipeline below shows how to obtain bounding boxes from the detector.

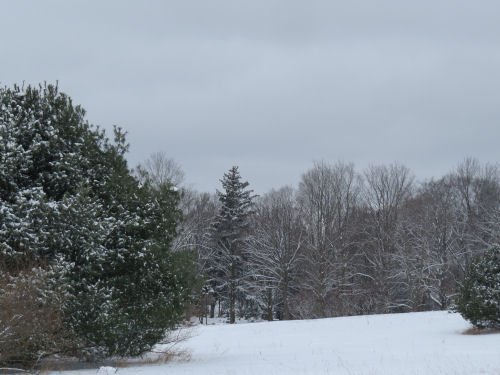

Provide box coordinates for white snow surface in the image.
[52,311,500,375]
[96,367,117,375]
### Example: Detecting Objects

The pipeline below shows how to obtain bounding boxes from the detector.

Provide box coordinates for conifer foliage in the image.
[209,166,255,323]
[456,245,500,330]
[0,84,191,362]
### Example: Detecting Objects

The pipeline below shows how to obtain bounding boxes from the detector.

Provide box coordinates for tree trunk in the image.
[229,260,236,323]
[266,288,273,321]
[210,301,215,319]
[229,288,235,324]
[282,273,290,320]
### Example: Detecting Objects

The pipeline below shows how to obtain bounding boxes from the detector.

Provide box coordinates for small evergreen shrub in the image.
[455,246,500,330]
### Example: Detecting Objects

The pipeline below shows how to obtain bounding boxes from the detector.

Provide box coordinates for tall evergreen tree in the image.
[0,84,192,359]
[209,166,255,323]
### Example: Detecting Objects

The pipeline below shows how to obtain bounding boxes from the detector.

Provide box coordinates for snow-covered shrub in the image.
[455,245,500,330]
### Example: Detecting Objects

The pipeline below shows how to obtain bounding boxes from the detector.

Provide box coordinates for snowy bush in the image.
[455,245,500,330]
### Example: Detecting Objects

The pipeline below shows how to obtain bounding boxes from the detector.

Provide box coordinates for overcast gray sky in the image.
[1,1,499,193]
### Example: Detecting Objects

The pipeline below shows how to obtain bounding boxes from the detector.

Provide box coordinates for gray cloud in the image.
[2,0,499,193]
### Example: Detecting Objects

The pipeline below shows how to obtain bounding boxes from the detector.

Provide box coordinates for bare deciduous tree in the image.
[297,161,360,317]
[247,187,304,320]
[136,152,185,188]
[361,163,414,313]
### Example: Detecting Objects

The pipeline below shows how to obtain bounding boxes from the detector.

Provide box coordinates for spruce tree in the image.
[209,166,255,323]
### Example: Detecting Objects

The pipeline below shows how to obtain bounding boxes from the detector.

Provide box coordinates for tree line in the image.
[169,158,500,322]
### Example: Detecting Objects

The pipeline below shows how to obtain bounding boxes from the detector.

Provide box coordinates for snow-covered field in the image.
[51,311,500,375]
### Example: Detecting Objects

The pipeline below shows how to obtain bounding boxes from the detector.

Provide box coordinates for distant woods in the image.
[168,157,500,321]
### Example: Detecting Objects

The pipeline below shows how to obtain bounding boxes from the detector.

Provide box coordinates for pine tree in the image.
[455,245,500,330]
[209,166,255,323]
[0,84,191,359]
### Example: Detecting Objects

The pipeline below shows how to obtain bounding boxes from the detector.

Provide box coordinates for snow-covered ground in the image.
[50,311,500,375]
